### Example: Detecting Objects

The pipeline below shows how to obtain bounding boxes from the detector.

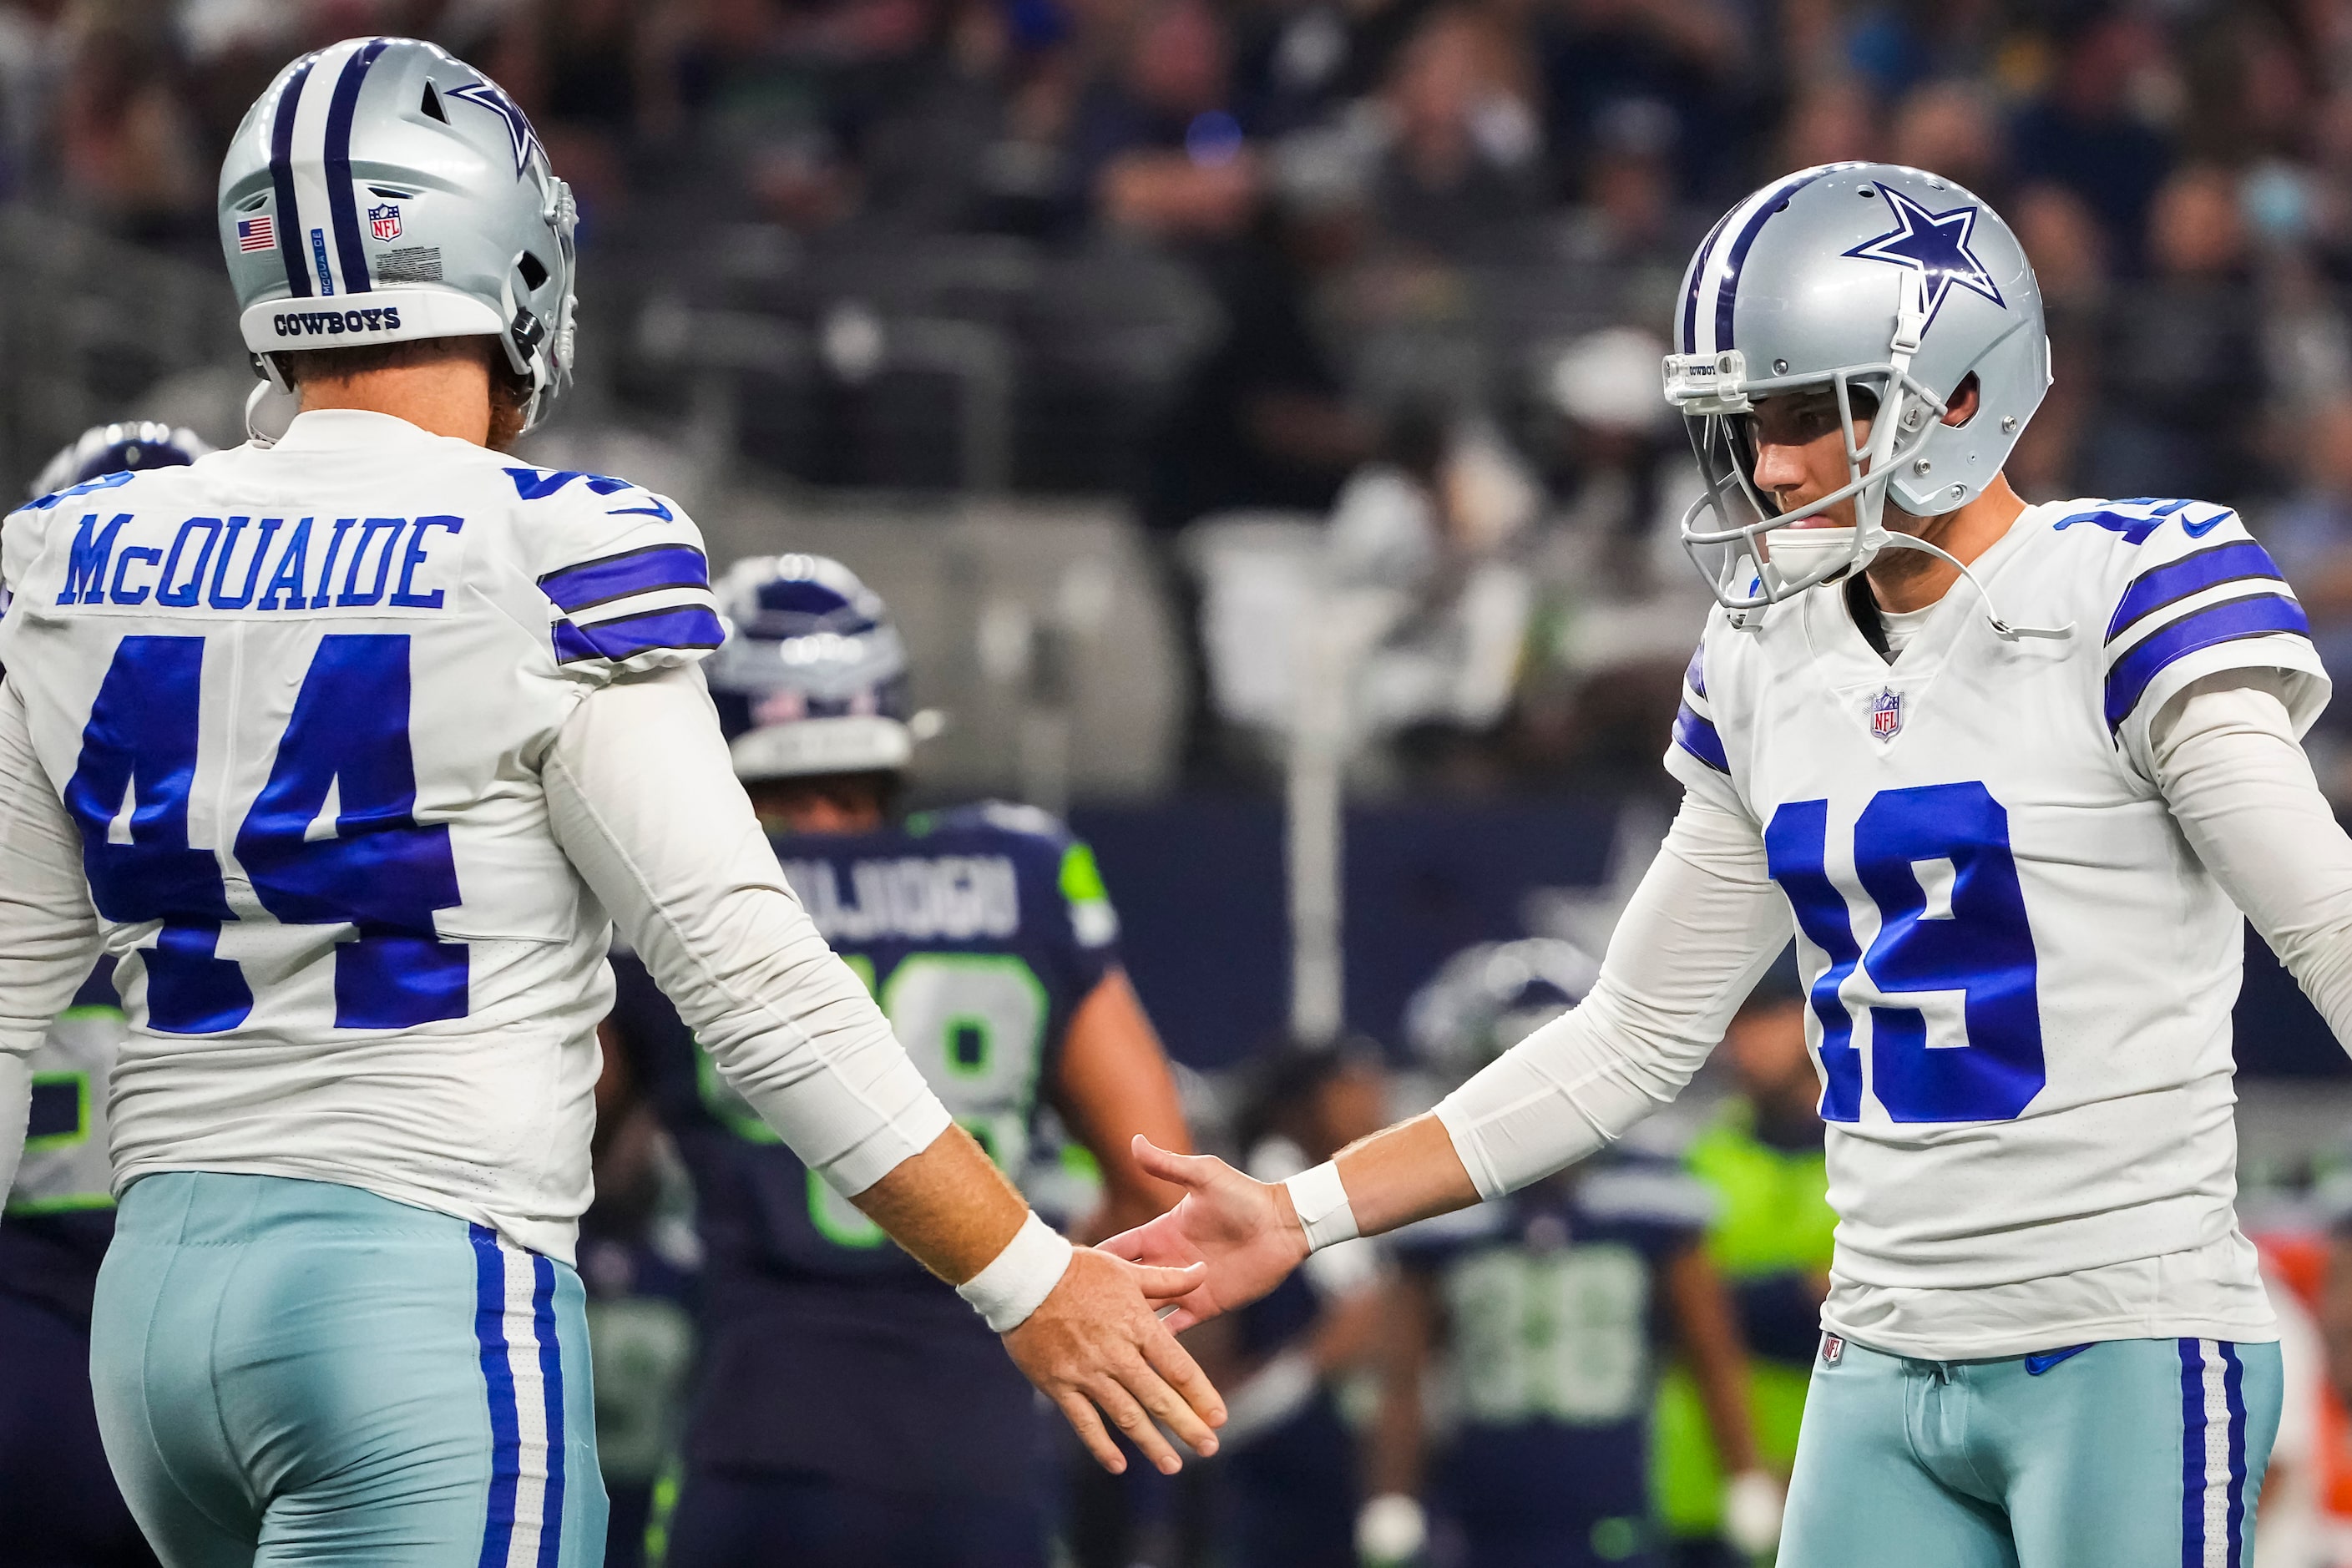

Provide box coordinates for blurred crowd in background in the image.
[28,3,2352,1566]
[27,0,2352,795]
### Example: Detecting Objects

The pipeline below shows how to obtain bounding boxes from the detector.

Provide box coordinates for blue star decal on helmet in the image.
[1841,184,2006,327]
[446,78,542,178]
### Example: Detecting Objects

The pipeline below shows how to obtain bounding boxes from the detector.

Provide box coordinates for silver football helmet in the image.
[217,38,578,432]
[1664,163,2049,609]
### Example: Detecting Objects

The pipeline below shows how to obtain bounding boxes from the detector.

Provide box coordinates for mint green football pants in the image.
[1779,1334,2281,1568]
[89,1172,605,1568]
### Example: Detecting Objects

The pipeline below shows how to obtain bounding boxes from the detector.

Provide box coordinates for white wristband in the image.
[956,1211,1075,1333]
[1283,1161,1358,1252]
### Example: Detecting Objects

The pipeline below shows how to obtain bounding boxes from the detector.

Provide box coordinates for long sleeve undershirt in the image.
[542,665,952,1196]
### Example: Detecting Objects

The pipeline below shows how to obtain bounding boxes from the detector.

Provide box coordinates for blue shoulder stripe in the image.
[537,544,708,614]
[2106,540,2284,644]
[1673,701,1729,771]
[1683,644,1707,700]
[553,603,724,665]
[2103,593,2309,730]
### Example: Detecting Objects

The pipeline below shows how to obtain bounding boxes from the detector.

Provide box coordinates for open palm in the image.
[1098,1136,1313,1332]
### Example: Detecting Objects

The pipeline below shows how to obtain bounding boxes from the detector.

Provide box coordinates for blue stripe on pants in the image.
[473,1224,522,1568]
[2181,1338,2204,1567]
[534,1253,567,1568]
[2224,1343,2248,1565]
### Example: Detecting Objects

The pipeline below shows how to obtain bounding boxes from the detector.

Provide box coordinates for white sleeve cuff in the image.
[1284,1161,1359,1252]
[956,1211,1075,1333]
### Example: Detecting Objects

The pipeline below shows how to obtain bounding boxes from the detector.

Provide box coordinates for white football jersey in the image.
[0,409,721,1257]
[1668,498,2329,1350]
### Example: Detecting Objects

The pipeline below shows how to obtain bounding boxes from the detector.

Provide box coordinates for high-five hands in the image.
[1002,1245,1227,1475]
[1097,1136,1313,1333]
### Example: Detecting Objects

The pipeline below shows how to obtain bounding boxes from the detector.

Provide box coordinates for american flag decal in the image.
[236,215,276,253]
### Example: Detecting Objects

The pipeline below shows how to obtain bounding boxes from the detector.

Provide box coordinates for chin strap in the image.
[1875,531,2075,640]
[1850,272,1930,555]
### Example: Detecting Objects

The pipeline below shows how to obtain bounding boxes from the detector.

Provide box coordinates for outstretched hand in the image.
[1098,1136,1313,1333]
[1003,1246,1227,1476]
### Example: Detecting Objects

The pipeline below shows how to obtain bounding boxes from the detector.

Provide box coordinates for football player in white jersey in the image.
[1100,161,2352,1568]
[0,37,1220,1568]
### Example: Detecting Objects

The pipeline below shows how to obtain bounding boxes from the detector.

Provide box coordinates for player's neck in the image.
[296,359,495,447]
[1862,473,2029,615]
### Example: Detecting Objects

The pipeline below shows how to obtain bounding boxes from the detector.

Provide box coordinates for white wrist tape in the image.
[957,1211,1075,1333]
[1283,1161,1359,1252]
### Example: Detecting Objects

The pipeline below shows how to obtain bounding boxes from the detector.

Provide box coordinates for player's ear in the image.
[1940,374,1983,427]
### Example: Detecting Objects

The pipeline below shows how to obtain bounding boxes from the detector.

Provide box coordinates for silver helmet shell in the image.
[1664,163,2049,609]
[217,38,578,432]
[707,554,918,781]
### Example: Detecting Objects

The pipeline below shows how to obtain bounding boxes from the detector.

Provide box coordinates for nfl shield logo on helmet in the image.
[1871,688,1903,739]
[368,203,402,242]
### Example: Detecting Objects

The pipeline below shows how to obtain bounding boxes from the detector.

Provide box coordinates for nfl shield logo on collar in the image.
[1822,1333,1844,1365]
[368,203,402,242]
[1870,688,1903,740]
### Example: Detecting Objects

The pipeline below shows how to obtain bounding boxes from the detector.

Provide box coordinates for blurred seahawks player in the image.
[1105,159,2352,1567]
[1201,1039,1393,1568]
[602,554,1194,1568]
[1370,941,1774,1568]
[0,38,1219,1568]
[1652,964,1834,1567]
[0,422,205,1568]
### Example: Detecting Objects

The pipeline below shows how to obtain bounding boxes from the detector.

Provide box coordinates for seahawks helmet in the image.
[217,38,578,432]
[707,555,918,781]
[3,422,214,626]
[1404,938,1600,1085]
[29,421,213,501]
[1664,163,2048,609]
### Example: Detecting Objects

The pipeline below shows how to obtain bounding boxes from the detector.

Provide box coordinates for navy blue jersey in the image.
[1393,1153,1712,1537]
[2,962,124,1328]
[608,802,1121,1495]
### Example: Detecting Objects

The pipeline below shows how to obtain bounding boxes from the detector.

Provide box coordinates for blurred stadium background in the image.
[24,0,2352,1563]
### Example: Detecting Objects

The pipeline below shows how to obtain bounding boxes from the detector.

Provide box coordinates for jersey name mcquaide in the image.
[45,503,464,615]
[1667,497,2329,1353]
[0,410,720,1261]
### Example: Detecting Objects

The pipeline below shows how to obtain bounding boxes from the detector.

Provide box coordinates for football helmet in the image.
[707,554,918,781]
[1664,163,2048,609]
[28,421,213,501]
[217,38,578,432]
[1404,938,1600,1085]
